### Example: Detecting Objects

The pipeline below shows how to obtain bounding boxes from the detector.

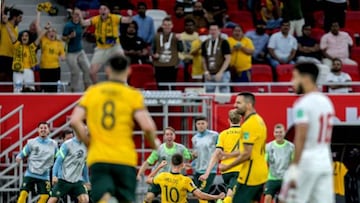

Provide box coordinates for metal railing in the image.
[0,81,69,93]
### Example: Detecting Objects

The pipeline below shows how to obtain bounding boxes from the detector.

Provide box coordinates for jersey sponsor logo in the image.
[243,132,249,140]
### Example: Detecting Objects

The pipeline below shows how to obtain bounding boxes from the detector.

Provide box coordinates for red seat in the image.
[233,85,269,93]
[345,11,360,33]
[228,10,254,31]
[313,11,324,29]
[158,0,176,16]
[342,64,360,81]
[251,64,273,82]
[276,64,294,82]
[311,28,325,43]
[128,64,157,89]
[270,86,294,93]
[119,10,137,16]
[351,47,360,65]
[221,28,233,36]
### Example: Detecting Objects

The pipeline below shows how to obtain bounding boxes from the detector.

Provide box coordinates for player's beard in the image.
[296,83,304,95]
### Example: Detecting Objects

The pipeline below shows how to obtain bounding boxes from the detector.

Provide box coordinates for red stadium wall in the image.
[1,93,360,151]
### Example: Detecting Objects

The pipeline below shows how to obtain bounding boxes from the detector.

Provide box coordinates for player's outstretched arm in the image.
[199,148,222,181]
[70,106,89,146]
[134,109,161,150]
[193,189,225,200]
[145,161,167,184]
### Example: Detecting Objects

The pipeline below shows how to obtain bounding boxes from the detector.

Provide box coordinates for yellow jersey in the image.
[153,172,198,203]
[237,113,268,186]
[12,42,37,71]
[91,14,121,49]
[40,37,65,69]
[0,22,18,57]
[227,36,254,72]
[78,81,145,167]
[216,126,242,174]
[190,39,203,77]
[333,161,348,196]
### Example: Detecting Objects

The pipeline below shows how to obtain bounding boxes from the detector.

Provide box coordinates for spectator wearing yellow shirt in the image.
[0,5,23,88]
[227,25,254,82]
[190,37,204,82]
[39,25,65,92]
[4,13,45,92]
[75,3,132,83]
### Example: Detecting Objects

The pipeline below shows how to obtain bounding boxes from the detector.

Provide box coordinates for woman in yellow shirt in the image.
[39,26,65,92]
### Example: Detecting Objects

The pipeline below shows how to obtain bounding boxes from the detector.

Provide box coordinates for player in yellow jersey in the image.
[75,3,132,83]
[220,92,268,203]
[146,154,225,203]
[199,109,242,203]
[70,54,161,203]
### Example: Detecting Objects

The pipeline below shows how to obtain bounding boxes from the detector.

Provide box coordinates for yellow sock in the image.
[37,194,49,203]
[17,190,28,203]
[199,200,208,203]
[223,196,232,203]
[98,201,107,203]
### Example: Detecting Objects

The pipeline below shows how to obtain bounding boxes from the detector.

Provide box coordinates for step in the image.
[12,4,66,16]
[21,15,66,25]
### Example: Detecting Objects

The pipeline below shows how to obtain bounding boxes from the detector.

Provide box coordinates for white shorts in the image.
[91,44,124,65]
[13,69,35,92]
[279,168,335,203]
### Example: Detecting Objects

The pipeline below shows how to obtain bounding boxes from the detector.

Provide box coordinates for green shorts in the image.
[50,179,87,198]
[264,180,282,197]
[90,163,136,202]
[193,172,216,193]
[222,172,239,190]
[233,182,264,203]
[20,176,51,194]
[147,183,161,196]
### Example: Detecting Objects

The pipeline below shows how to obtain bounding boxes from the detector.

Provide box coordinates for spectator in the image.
[260,0,282,29]
[296,24,321,64]
[189,36,205,82]
[152,17,182,90]
[203,0,228,28]
[177,0,197,14]
[39,25,66,92]
[320,21,357,67]
[185,1,209,31]
[326,58,352,93]
[62,8,92,92]
[76,3,132,83]
[245,20,270,64]
[0,6,23,87]
[228,25,254,82]
[18,20,38,44]
[120,21,149,64]
[282,0,304,36]
[323,0,347,32]
[179,18,199,82]
[202,22,231,93]
[5,12,44,92]
[172,4,186,33]
[133,2,155,45]
[267,20,297,80]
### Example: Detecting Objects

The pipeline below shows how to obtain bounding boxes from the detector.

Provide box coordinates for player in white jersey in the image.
[279,62,335,203]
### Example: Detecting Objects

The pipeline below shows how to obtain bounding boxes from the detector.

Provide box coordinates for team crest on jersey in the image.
[76,150,84,158]
[296,109,304,118]
[243,132,249,140]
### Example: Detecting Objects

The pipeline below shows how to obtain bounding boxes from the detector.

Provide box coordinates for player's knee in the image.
[46,197,58,203]
[77,194,89,203]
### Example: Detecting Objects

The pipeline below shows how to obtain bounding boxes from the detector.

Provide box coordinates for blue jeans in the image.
[205,71,231,93]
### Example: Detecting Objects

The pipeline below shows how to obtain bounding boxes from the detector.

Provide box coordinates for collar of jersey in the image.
[243,112,257,122]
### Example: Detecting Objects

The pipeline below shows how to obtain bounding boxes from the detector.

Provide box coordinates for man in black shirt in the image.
[296,24,321,64]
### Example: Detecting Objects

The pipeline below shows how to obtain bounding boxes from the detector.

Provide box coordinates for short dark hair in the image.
[8,8,23,20]
[38,121,49,127]
[281,20,290,26]
[195,116,207,123]
[105,55,130,72]
[332,58,342,64]
[208,22,219,29]
[162,16,172,23]
[237,92,256,106]
[302,24,311,30]
[137,2,147,9]
[171,153,183,166]
[294,62,319,83]
[62,127,73,138]
[184,17,195,25]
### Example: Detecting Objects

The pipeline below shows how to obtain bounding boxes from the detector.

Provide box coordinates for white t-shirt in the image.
[293,92,335,172]
[326,72,352,93]
[268,32,298,60]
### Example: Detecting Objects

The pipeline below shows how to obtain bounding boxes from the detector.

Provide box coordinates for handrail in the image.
[0,105,24,123]
[0,100,78,160]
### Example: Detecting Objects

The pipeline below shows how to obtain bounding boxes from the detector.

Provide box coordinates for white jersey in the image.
[326,71,352,93]
[293,92,335,172]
